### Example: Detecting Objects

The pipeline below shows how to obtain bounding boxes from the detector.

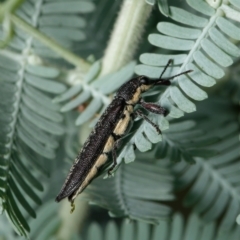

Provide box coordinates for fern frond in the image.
[157,91,239,163]
[11,0,95,59]
[0,0,95,71]
[146,0,170,16]
[75,0,122,58]
[0,52,65,236]
[171,94,240,230]
[4,210,239,240]
[28,200,60,240]
[115,0,240,167]
[54,61,136,125]
[84,158,174,224]
[84,213,240,240]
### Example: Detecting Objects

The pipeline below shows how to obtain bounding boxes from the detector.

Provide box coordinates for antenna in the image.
[155,59,193,85]
[159,59,173,80]
[162,70,193,82]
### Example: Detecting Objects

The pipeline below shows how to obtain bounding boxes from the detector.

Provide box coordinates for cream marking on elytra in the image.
[126,87,141,105]
[70,153,108,202]
[113,105,133,136]
[103,135,115,153]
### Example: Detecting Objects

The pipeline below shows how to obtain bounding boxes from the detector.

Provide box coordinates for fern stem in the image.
[100,0,152,75]
[199,157,240,203]
[10,14,90,71]
[0,0,25,21]
[115,164,130,216]
[161,9,223,101]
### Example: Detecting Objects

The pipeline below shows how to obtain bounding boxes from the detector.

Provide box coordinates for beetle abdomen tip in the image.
[55,195,62,202]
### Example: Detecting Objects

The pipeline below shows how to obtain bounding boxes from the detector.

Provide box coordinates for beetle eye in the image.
[140,77,149,84]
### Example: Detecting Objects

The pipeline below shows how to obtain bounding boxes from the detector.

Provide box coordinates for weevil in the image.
[55,60,192,211]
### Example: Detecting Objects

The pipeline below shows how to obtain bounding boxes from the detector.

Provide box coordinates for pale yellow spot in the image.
[126,105,134,112]
[103,135,115,153]
[70,154,108,202]
[126,87,141,105]
[95,154,108,168]
[114,107,132,136]
[141,84,151,92]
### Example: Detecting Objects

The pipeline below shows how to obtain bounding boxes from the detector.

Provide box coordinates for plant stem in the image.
[0,0,25,21]
[3,0,25,12]
[10,14,90,71]
[100,0,152,76]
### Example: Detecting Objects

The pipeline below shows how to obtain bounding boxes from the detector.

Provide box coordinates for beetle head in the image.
[116,59,192,104]
[137,75,172,92]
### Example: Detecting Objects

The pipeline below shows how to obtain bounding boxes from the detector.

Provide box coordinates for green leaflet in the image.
[157,0,170,17]
[171,94,240,230]
[230,0,240,8]
[75,97,102,125]
[85,159,174,223]
[209,28,240,57]
[53,213,240,240]
[178,75,208,101]
[170,7,207,27]
[140,53,187,66]
[0,52,65,236]
[200,39,233,67]
[170,86,196,112]
[149,34,194,50]
[124,0,240,166]
[25,73,66,94]
[55,61,101,104]
[157,22,201,39]
[186,0,215,16]
[216,17,240,41]
[136,1,240,119]
[39,15,86,28]
[41,27,86,41]
[53,85,83,103]
[7,0,96,59]
[2,209,240,239]
[41,1,95,14]
[60,90,91,112]
[0,54,20,71]
[58,61,135,125]
[135,64,179,78]
[186,63,216,87]
[135,133,152,152]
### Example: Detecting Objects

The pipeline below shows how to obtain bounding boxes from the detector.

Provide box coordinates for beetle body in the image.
[55,60,191,207]
[56,77,150,203]
[56,97,125,202]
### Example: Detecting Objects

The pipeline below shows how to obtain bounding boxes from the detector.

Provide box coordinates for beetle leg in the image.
[108,137,122,176]
[134,109,161,134]
[139,99,169,116]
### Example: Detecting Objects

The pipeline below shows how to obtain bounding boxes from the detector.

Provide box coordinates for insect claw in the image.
[107,169,113,177]
[155,125,162,135]
[70,201,75,213]
[163,108,169,117]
